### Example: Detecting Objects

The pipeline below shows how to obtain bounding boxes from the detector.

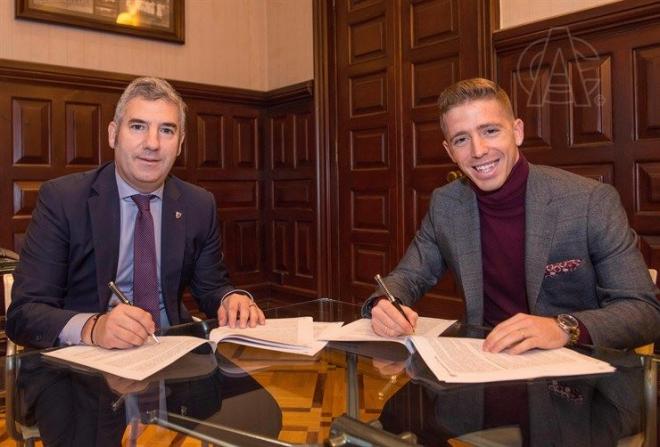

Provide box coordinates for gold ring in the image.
[248,303,257,308]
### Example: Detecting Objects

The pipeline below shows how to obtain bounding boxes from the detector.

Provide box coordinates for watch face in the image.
[558,314,579,329]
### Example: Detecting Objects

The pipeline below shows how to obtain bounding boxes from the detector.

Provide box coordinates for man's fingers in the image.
[506,337,537,355]
[227,301,239,329]
[96,306,155,348]
[402,307,419,332]
[222,294,266,328]
[238,302,250,328]
[218,305,228,326]
[95,314,148,349]
[372,299,414,335]
[256,307,266,325]
[483,326,526,353]
[371,311,407,337]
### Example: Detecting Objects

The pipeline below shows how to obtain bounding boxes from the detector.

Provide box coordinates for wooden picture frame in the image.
[16,0,185,44]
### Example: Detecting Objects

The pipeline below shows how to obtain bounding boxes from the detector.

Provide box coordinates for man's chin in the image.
[470,176,505,193]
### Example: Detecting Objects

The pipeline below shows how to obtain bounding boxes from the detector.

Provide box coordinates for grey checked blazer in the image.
[363,163,660,349]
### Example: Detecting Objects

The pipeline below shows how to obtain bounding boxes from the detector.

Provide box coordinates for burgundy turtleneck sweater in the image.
[474,155,530,327]
[472,155,591,343]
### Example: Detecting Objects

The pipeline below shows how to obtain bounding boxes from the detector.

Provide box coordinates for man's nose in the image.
[471,135,488,158]
[145,128,160,150]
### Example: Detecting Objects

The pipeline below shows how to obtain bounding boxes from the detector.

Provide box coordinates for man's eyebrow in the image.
[477,122,502,130]
[448,130,468,140]
[126,118,178,130]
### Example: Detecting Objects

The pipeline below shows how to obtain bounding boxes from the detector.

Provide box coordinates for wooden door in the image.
[332,0,492,315]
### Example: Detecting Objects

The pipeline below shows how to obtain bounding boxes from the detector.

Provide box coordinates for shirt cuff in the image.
[58,313,97,346]
[576,319,592,345]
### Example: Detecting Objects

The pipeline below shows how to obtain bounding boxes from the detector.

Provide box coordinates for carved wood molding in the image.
[0,58,313,106]
[265,81,314,106]
[493,0,660,52]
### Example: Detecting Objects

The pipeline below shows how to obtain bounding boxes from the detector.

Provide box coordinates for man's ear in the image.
[513,118,524,147]
[177,134,185,156]
[443,140,456,163]
[108,121,117,149]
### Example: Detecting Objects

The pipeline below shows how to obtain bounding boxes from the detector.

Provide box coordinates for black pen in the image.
[374,274,415,333]
[108,281,160,343]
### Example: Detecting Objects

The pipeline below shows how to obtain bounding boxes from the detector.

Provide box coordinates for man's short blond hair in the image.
[438,78,515,135]
[113,77,187,139]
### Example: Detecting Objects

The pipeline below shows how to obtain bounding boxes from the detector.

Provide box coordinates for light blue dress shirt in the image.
[58,170,170,345]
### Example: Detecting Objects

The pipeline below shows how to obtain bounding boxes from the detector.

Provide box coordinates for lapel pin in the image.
[175,211,182,219]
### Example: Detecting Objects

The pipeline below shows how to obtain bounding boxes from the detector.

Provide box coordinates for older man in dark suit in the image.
[8,77,265,349]
[364,78,660,353]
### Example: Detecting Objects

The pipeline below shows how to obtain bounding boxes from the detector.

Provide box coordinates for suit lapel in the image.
[525,165,558,313]
[161,178,185,322]
[89,163,120,310]
[451,183,484,325]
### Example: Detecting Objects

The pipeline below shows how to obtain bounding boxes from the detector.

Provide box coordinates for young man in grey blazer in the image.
[365,78,660,353]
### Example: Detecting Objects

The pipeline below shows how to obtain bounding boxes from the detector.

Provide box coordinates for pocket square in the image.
[545,259,583,278]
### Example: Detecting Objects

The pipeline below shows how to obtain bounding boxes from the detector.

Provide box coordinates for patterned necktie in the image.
[131,194,160,329]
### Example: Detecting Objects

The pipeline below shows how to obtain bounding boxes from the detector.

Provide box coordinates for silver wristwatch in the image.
[556,314,580,346]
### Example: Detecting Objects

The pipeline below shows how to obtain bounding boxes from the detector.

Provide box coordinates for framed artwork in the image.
[16,0,185,44]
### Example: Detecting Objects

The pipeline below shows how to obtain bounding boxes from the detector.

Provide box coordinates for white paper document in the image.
[43,336,208,381]
[319,317,457,350]
[410,337,615,383]
[209,317,337,356]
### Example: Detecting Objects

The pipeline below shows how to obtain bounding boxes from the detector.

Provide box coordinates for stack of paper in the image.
[319,317,456,350]
[319,317,615,383]
[209,318,343,356]
[43,316,616,385]
[43,318,344,381]
[409,336,615,383]
[44,336,209,381]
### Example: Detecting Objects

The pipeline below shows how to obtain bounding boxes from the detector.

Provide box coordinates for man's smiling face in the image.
[108,97,183,193]
[442,98,524,192]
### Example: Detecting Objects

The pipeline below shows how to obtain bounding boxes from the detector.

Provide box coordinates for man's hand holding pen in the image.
[371,274,418,337]
[371,298,418,337]
[81,304,156,349]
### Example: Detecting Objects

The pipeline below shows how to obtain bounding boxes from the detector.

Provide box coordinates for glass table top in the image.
[6,299,657,446]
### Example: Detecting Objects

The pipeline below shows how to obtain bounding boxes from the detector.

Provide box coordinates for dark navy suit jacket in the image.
[7,162,234,348]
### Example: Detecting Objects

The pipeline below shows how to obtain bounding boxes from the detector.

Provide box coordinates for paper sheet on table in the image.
[209,318,342,356]
[411,337,615,383]
[319,317,456,350]
[43,335,209,381]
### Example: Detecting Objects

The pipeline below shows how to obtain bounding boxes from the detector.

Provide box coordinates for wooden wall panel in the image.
[12,98,52,165]
[634,45,660,141]
[196,113,226,168]
[65,102,101,166]
[265,92,318,301]
[494,0,660,273]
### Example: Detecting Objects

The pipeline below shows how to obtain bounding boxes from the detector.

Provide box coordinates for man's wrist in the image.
[81,313,101,345]
[556,314,580,346]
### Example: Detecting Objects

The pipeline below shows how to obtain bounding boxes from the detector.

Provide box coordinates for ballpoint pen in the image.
[374,274,415,333]
[108,281,160,343]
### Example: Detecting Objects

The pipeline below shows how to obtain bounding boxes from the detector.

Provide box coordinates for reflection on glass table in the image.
[6,299,657,446]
